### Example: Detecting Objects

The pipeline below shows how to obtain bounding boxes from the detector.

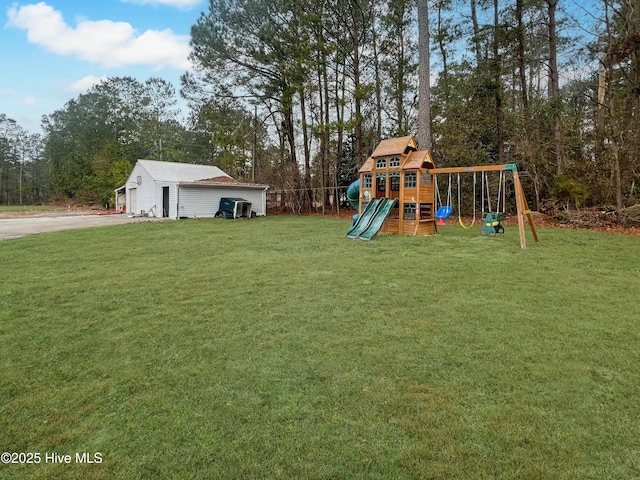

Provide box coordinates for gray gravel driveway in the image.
[0,214,162,240]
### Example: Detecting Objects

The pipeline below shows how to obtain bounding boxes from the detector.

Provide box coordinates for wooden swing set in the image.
[436,170,505,230]
[354,136,539,249]
[430,164,539,249]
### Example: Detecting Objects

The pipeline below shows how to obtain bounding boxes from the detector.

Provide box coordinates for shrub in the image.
[552,174,589,208]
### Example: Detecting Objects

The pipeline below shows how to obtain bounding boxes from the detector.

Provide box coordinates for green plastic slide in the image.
[346,198,397,240]
[346,198,381,239]
[358,198,397,240]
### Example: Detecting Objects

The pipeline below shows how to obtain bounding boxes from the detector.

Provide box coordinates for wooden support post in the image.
[513,171,539,249]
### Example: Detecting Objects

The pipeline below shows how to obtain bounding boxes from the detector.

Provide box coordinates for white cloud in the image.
[6,2,192,70]
[22,97,38,105]
[68,75,109,92]
[121,0,202,8]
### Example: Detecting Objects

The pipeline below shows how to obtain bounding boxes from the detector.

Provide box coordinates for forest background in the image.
[0,0,638,215]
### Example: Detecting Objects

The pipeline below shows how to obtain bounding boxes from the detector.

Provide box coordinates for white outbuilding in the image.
[117,160,268,218]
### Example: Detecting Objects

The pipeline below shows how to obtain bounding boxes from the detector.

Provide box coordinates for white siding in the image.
[125,160,268,218]
[127,187,137,214]
[178,186,267,218]
[214,187,267,216]
[154,183,178,218]
[178,186,219,218]
[127,162,157,215]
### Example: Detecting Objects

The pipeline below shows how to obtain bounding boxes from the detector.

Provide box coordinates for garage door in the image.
[128,188,137,214]
[178,187,218,218]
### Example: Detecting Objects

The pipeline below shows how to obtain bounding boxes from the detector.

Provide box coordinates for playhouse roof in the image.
[403,150,435,170]
[370,135,418,158]
[359,157,375,173]
[358,148,434,174]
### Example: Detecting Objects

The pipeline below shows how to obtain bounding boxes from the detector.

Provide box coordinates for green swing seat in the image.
[481,212,505,237]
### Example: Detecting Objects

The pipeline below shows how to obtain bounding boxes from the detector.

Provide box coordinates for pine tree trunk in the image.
[493,0,504,164]
[417,0,432,151]
[371,19,382,143]
[547,0,563,174]
[351,0,363,164]
[470,0,483,67]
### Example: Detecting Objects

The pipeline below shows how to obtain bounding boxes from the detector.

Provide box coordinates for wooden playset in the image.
[348,135,539,249]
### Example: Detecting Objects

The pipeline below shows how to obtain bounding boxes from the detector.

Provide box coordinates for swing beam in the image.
[428,164,539,249]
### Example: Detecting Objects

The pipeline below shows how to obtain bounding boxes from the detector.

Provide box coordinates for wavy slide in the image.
[346,180,397,240]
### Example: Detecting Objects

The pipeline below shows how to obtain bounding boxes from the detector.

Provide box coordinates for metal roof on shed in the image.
[137,159,231,183]
[178,181,269,190]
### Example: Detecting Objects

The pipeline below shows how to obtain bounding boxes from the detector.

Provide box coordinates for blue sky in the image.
[2,0,205,134]
[3,0,601,136]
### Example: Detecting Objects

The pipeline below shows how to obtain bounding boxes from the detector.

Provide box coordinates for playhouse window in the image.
[362,174,372,188]
[421,173,432,184]
[376,158,387,169]
[390,174,401,191]
[376,173,386,192]
[389,156,401,168]
[403,203,416,220]
[420,203,433,218]
[404,171,417,188]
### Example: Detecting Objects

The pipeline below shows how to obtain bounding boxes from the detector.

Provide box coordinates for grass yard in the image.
[1,216,639,479]
[0,205,65,214]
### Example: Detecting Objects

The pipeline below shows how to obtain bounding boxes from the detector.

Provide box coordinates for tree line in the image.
[0,0,637,212]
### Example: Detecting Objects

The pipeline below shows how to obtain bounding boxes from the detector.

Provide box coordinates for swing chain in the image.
[457,172,477,229]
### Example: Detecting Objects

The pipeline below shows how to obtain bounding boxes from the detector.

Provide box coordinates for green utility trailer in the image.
[215,198,255,219]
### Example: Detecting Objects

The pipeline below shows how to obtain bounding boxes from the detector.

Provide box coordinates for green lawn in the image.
[1,216,639,479]
[0,205,64,213]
